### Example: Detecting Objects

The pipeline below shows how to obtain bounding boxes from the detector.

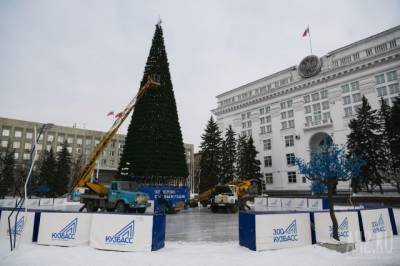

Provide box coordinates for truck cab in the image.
[210,185,238,213]
[108,181,149,213]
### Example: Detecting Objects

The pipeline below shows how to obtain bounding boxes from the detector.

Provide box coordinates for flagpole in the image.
[308,25,313,55]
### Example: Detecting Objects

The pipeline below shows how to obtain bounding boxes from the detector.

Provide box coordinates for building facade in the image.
[212,26,400,192]
[0,117,194,190]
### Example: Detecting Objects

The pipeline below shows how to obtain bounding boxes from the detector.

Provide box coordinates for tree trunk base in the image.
[318,242,355,253]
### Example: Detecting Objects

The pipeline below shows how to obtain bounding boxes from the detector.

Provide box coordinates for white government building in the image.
[212,26,400,192]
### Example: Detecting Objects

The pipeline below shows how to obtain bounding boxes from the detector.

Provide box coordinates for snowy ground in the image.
[1,238,399,266]
[1,208,400,266]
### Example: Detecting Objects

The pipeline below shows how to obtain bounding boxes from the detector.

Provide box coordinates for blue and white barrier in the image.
[313,210,361,244]
[90,213,165,252]
[359,208,393,241]
[0,210,38,244]
[53,198,67,205]
[0,198,17,208]
[26,199,40,208]
[254,197,328,211]
[240,211,312,251]
[39,198,54,206]
[240,208,399,251]
[38,212,92,246]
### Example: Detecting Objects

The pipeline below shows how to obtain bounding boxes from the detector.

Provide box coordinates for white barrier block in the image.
[314,211,361,244]
[53,198,67,205]
[38,212,92,246]
[255,212,311,250]
[294,198,308,210]
[393,209,400,234]
[90,213,153,252]
[254,197,268,212]
[0,211,35,244]
[0,198,17,208]
[281,198,294,210]
[360,208,393,241]
[26,199,40,208]
[39,198,54,206]
[267,198,282,210]
[308,198,323,211]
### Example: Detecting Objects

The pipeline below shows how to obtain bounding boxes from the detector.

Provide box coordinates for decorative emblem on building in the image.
[298,55,322,78]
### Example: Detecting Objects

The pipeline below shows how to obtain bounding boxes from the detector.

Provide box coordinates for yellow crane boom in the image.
[72,79,160,195]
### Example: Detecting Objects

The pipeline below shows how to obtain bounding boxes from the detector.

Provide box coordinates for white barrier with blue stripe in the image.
[240,211,312,251]
[0,198,17,208]
[360,208,393,241]
[267,198,282,209]
[0,210,36,244]
[254,197,327,211]
[39,198,54,206]
[314,211,361,244]
[38,212,92,246]
[89,213,165,252]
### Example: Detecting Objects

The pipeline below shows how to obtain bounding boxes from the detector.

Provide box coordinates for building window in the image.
[260,117,265,124]
[281,121,287,130]
[280,102,286,109]
[287,110,294,118]
[343,95,351,105]
[260,126,266,134]
[287,100,293,108]
[24,143,32,150]
[304,95,310,103]
[288,120,295,128]
[286,153,295,166]
[13,141,20,149]
[321,90,328,99]
[351,81,359,91]
[387,71,397,82]
[1,140,8,148]
[323,112,331,121]
[247,112,251,119]
[352,93,362,103]
[247,129,252,136]
[305,105,311,114]
[77,138,83,146]
[242,122,246,129]
[247,121,252,128]
[266,116,271,123]
[67,137,74,144]
[67,147,73,153]
[264,156,272,167]
[14,130,22,138]
[86,139,92,145]
[305,116,313,125]
[58,135,64,143]
[241,113,246,120]
[47,135,54,142]
[23,153,30,160]
[259,108,265,115]
[2,129,10,137]
[322,101,330,110]
[26,132,33,139]
[341,84,350,94]
[281,112,287,119]
[344,107,353,117]
[288,171,297,183]
[376,87,387,97]
[285,135,294,147]
[375,74,385,84]
[312,103,321,112]
[311,92,319,102]
[266,125,272,133]
[263,139,272,150]
[14,153,19,160]
[57,146,62,152]
[389,83,399,94]
[46,145,52,151]
[265,173,273,184]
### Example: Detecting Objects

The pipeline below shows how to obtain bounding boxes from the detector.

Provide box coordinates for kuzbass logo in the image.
[7,216,24,236]
[372,214,386,234]
[273,220,298,243]
[105,220,135,245]
[329,217,349,239]
[51,218,78,241]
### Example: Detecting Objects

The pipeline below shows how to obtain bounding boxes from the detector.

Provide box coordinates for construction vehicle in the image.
[189,178,261,211]
[210,185,238,213]
[71,79,160,212]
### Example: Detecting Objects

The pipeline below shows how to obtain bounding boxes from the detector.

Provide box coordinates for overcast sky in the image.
[1,0,400,152]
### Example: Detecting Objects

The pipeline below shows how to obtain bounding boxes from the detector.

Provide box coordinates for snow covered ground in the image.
[1,238,399,266]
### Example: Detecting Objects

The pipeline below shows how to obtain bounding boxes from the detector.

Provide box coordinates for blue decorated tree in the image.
[296,141,363,241]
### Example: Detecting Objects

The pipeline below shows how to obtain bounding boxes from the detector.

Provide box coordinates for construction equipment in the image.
[71,79,159,212]
[210,185,238,213]
[189,178,261,211]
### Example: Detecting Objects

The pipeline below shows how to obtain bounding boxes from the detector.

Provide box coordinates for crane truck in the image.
[71,79,160,213]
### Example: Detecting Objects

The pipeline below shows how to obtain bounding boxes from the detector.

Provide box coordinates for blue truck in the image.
[79,181,150,213]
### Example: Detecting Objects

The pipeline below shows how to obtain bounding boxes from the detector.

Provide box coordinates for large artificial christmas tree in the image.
[118,23,188,182]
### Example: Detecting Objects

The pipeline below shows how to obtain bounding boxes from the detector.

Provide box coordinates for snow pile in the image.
[1,238,399,266]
